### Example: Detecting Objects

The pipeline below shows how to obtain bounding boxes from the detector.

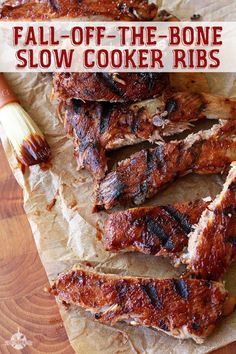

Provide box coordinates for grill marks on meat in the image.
[95,122,236,210]
[172,279,189,299]
[159,91,236,125]
[61,97,166,179]
[104,199,209,257]
[61,92,236,179]
[104,164,236,280]
[0,0,157,20]
[141,283,162,308]
[183,163,236,281]
[62,99,108,179]
[53,73,169,102]
[49,267,236,343]
[163,206,193,234]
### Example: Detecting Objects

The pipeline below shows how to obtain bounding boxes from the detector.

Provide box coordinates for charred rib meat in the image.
[53,73,169,102]
[182,163,236,280]
[95,121,236,210]
[104,199,210,257]
[104,164,236,280]
[61,92,236,179]
[0,0,157,20]
[50,266,236,343]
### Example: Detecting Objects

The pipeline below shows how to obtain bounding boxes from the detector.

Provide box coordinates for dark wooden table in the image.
[0,143,235,354]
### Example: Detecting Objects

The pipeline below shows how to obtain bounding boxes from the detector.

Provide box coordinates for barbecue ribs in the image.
[0,0,157,20]
[104,199,210,257]
[61,92,236,179]
[182,162,236,280]
[50,266,236,343]
[95,121,236,210]
[54,73,169,102]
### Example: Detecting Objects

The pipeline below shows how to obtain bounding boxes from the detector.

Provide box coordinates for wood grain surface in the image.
[0,143,74,354]
[0,141,235,354]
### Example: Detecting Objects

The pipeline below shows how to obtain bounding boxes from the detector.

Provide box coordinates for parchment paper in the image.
[1,1,236,353]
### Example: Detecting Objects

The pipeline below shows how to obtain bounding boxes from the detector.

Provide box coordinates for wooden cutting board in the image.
[0,141,235,353]
[0,143,74,353]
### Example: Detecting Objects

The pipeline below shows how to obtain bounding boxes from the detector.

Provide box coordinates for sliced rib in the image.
[54,73,169,102]
[60,92,236,179]
[182,162,236,280]
[49,266,236,343]
[95,121,236,210]
[104,199,210,257]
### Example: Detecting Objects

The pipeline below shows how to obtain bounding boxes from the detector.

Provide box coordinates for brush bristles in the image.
[0,102,51,165]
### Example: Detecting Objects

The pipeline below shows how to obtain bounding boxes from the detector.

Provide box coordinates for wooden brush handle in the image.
[0,74,18,109]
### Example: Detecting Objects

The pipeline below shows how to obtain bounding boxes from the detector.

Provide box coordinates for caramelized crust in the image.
[61,92,236,179]
[54,73,169,103]
[184,163,236,280]
[104,199,209,257]
[50,267,234,343]
[95,122,236,210]
[0,0,157,20]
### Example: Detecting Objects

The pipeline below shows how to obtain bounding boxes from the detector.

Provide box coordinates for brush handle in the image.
[0,74,18,109]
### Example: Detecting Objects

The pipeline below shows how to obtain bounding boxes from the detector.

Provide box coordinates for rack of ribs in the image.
[0,0,157,20]
[95,121,236,210]
[49,266,236,343]
[182,162,236,280]
[60,91,236,179]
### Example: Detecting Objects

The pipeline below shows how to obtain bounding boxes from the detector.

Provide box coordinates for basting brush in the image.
[0,73,51,166]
